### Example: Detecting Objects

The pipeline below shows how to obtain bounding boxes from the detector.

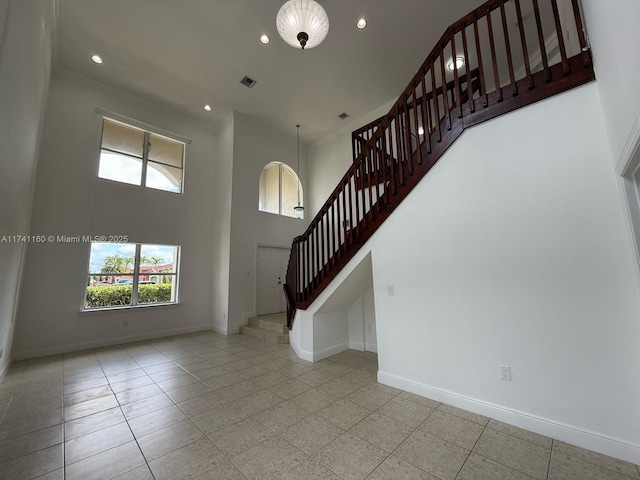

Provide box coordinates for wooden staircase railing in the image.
[284,0,594,329]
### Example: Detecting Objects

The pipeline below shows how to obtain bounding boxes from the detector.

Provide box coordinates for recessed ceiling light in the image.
[447,56,465,71]
[260,34,270,44]
[91,55,103,64]
[338,112,350,120]
[204,104,212,111]
[356,18,367,29]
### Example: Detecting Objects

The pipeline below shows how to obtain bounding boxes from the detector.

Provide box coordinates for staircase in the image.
[240,313,289,344]
[283,0,594,328]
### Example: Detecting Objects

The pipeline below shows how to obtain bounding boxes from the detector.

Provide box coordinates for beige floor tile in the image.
[268,378,312,399]
[457,453,538,480]
[397,391,442,409]
[314,432,388,480]
[437,404,490,426]
[233,436,307,480]
[317,376,363,398]
[0,424,63,463]
[149,438,225,480]
[142,361,177,375]
[473,428,551,480]
[0,408,62,441]
[316,399,372,430]
[346,384,398,411]
[66,440,145,480]
[127,403,188,437]
[553,441,640,478]
[280,457,342,480]
[63,376,109,395]
[32,468,65,480]
[282,414,345,455]
[251,371,291,389]
[109,374,155,394]
[349,412,414,453]
[64,406,125,440]
[112,465,154,480]
[63,384,113,407]
[548,451,636,480]
[217,380,263,401]
[120,392,173,420]
[395,429,470,480]
[0,444,63,480]
[190,402,251,434]
[192,459,246,479]
[156,373,201,391]
[138,419,205,461]
[165,382,213,403]
[297,369,341,387]
[376,396,435,427]
[115,383,164,405]
[338,369,376,387]
[177,390,228,416]
[236,390,283,415]
[290,387,341,413]
[65,421,134,465]
[208,417,275,457]
[64,394,119,421]
[253,400,309,433]
[419,410,485,450]
[367,456,439,480]
[106,367,147,384]
[487,419,553,449]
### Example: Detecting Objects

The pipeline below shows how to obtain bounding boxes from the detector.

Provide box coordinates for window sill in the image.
[78,302,181,315]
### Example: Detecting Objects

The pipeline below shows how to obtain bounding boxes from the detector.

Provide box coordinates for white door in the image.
[257,246,288,315]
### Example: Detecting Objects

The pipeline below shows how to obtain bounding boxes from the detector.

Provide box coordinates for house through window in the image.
[258,161,303,219]
[85,242,180,309]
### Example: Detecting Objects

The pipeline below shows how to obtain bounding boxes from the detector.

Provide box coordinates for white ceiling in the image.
[57,0,484,144]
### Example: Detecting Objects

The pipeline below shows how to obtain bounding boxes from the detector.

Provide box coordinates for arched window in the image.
[259,162,303,219]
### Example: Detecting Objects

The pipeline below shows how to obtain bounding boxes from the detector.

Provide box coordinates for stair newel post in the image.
[461,24,475,114]
[549,0,570,75]
[514,0,533,90]
[499,0,517,96]
[532,0,551,82]
[486,7,503,102]
[569,0,591,67]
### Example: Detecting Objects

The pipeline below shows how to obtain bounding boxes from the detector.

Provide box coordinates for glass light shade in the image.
[294,204,305,219]
[276,0,329,50]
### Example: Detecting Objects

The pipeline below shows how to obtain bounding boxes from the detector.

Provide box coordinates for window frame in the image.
[95,108,190,194]
[258,161,304,219]
[83,242,181,311]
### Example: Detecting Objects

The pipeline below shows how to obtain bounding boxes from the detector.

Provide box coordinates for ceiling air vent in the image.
[240,76,257,89]
[338,112,350,120]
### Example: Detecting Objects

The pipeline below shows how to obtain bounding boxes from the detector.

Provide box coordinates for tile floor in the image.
[0,331,638,480]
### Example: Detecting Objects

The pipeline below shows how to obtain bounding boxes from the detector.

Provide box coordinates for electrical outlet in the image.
[499,365,511,381]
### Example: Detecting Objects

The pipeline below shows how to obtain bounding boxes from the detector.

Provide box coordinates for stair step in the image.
[247,314,288,334]
[240,325,289,344]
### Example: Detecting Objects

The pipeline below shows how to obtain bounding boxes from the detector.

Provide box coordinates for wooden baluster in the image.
[461,25,475,113]
[550,0,569,74]
[514,0,533,89]
[334,195,341,259]
[358,160,367,230]
[499,1,517,96]
[532,0,551,82]
[419,70,431,154]
[439,51,452,130]
[373,141,381,213]
[366,150,374,220]
[341,181,348,249]
[383,128,396,195]
[451,31,463,119]
[402,95,414,176]
[413,83,424,164]
[486,8,503,102]
[347,174,354,243]
[393,111,405,185]
[473,14,488,107]
[315,223,320,287]
[430,62,442,140]
[377,135,388,204]
[354,164,362,236]
[570,0,591,67]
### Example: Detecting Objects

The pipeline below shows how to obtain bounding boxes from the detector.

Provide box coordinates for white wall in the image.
[211,112,234,334]
[227,113,308,332]
[369,84,640,462]
[13,68,220,358]
[347,287,377,352]
[581,0,640,166]
[0,0,52,376]
[307,100,395,217]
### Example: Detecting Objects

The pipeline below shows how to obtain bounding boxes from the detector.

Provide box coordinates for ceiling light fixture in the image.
[276,0,329,50]
[91,55,103,64]
[356,18,367,29]
[294,125,304,219]
[260,34,270,44]
[447,56,465,71]
[204,105,212,111]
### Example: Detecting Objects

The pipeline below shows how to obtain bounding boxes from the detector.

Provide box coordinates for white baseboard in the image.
[313,342,349,362]
[289,340,313,362]
[211,324,228,335]
[378,371,640,465]
[13,325,211,360]
[349,341,365,351]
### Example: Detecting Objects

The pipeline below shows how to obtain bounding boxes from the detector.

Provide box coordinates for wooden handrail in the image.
[284,0,594,329]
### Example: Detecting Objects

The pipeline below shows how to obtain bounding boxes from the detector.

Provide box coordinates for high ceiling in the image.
[57,0,484,144]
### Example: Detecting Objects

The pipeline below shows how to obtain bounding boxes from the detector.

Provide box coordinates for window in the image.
[98,118,185,193]
[259,162,303,219]
[85,242,180,310]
